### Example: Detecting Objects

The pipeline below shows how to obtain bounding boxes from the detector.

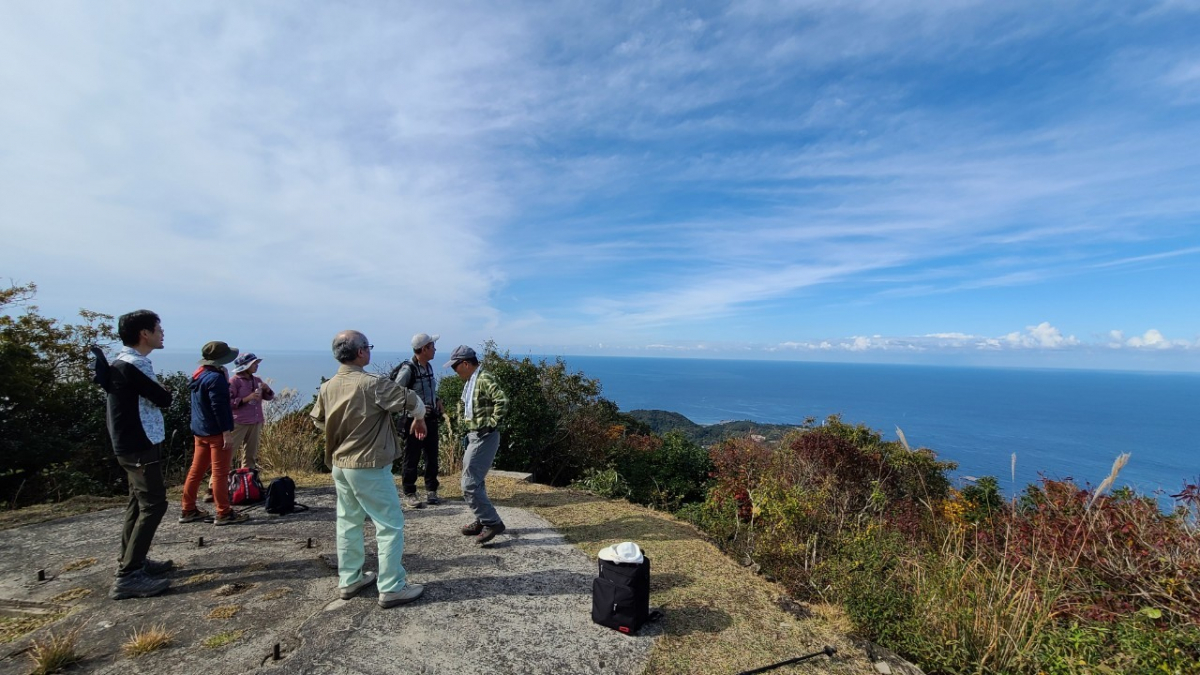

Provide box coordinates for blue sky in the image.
[2,2,1199,371]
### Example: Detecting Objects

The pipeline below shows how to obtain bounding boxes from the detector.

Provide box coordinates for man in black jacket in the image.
[103,310,174,599]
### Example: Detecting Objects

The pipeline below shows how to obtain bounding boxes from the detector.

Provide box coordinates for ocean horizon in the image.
[151,349,1200,503]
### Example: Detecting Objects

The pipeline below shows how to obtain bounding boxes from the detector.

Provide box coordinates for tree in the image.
[1,282,120,505]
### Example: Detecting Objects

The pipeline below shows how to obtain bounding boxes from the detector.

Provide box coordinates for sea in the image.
[152,350,1199,503]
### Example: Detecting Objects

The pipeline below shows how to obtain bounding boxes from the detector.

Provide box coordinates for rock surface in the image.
[0,486,655,674]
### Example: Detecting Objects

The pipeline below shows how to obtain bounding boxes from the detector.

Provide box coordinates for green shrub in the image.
[815,527,916,646]
[1034,614,1200,675]
[575,467,629,499]
[603,431,712,510]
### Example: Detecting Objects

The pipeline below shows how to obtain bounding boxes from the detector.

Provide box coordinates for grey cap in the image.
[443,345,477,368]
[412,333,439,350]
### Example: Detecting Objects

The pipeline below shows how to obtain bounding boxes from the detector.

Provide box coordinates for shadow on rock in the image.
[168,558,328,595]
[496,491,606,509]
[553,515,697,544]
[423,568,593,602]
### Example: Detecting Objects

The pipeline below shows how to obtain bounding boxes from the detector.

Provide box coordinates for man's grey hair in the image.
[332,330,368,363]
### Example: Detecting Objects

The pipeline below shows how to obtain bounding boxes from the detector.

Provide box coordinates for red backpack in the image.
[228,468,265,505]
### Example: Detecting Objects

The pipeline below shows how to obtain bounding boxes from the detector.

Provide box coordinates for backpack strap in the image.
[394,359,417,389]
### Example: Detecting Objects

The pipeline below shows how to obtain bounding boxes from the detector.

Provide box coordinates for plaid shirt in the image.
[460,369,508,431]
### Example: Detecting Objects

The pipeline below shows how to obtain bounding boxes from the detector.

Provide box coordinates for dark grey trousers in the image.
[401,416,440,495]
[116,448,167,576]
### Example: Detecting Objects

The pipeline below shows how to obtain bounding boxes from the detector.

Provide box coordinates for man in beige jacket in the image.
[312,330,427,608]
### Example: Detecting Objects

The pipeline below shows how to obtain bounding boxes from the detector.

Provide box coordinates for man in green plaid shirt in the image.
[446,345,510,544]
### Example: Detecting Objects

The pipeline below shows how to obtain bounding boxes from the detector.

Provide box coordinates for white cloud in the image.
[1002,322,1080,349]
[770,322,1199,354]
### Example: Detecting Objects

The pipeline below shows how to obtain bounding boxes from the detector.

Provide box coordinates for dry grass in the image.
[49,588,92,604]
[260,587,293,601]
[1,615,65,644]
[178,572,220,587]
[122,624,174,657]
[259,388,323,475]
[206,605,241,619]
[214,583,251,597]
[907,529,1059,673]
[202,629,244,648]
[61,557,97,572]
[26,626,82,674]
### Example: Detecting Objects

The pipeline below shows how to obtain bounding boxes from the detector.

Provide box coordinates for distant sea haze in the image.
[153,350,1199,501]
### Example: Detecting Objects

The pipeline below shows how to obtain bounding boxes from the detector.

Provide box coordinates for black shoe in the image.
[425,491,440,505]
[461,520,483,536]
[110,569,170,600]
[143,559,174,575]
[475,523,506,544]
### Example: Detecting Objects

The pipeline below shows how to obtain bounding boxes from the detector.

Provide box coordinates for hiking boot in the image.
[378,583,424,608]
[475,523,506,544]
[214,511,250,526]
[338,571,377,600]
[461,520,483,536]
[179,508,213,523]
[425,491,440,505]
[142,558,174,575]
[403,493,425,509]
[203,488,214,503]
[110,569,170,600]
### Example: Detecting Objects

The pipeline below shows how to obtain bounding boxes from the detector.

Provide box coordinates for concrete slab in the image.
[0,486,655,674]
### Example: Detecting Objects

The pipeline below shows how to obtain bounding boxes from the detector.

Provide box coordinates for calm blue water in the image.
[152,350,1199,500]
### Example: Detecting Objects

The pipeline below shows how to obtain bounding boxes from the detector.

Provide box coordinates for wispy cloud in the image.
[2,2,1197,369]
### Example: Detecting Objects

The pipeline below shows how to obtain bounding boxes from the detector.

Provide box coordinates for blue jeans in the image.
[332,466,407,594]
[461,430,502,526]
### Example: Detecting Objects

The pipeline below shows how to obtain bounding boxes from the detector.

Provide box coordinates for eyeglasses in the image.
[362,344,374,351]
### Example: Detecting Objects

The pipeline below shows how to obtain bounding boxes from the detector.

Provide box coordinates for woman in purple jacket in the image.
[228,352,274,469]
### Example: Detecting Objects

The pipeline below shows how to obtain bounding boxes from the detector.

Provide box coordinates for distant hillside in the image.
[627,409,800,445]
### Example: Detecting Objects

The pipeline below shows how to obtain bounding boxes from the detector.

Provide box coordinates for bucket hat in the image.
[598,541,644,564]
[198,341,239,367]
[232,352,262,374]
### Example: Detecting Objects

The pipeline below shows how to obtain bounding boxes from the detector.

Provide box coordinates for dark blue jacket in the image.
[189,366,235,436]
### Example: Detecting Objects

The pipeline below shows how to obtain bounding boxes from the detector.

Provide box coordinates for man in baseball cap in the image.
[391,333,443,507]
[446,345,509,544]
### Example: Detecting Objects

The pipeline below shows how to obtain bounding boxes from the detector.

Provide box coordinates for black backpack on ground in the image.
[264,476,309,515]
[592,555,653,634]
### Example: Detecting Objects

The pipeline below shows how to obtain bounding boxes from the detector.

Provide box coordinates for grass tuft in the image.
[178,572,220,587]
[260,587,293,601]
[49,588,91,604]
[202,630,244,648]
[122,624,174,657]
[26,627,82,674]
[1,614,66,645]
[206,605,241,619]
[61,557,97,572]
